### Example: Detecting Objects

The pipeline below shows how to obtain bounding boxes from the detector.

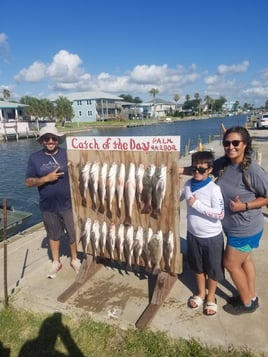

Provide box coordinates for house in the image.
[64,91,123,123]
[0,101,28,122]
[139,98,176,119]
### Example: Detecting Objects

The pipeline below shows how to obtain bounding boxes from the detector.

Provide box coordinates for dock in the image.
[0,207,32,239]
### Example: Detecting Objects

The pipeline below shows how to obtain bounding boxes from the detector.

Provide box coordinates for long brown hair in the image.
[218,126,254,189]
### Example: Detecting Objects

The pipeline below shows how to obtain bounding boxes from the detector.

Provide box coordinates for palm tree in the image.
[173,94,180,114]
[3,88,10,101]
[149,88,159,118]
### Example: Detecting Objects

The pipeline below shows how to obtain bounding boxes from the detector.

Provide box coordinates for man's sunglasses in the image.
[43,136,58,142]
[223,140,243,147]
[191,166,209,174]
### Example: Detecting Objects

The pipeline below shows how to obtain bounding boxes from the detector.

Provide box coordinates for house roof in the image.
[62,91,123,101]
[0,101,28,109]
[144,98,175,105]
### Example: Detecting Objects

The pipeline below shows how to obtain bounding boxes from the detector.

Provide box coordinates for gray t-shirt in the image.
[213,157,268,237]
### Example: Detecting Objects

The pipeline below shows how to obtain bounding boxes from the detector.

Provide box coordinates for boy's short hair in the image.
[191,151,215,167]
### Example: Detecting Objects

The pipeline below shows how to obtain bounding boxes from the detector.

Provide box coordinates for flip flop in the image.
[188,295,204,309]
[204,299,217,316]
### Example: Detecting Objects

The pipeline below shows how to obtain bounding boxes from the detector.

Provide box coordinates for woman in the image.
[179,126,268,315]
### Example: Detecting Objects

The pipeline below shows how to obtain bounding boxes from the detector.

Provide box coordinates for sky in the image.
[1,0,268,107]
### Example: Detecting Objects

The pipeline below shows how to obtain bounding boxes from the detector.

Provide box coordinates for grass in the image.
[0,306,256,357]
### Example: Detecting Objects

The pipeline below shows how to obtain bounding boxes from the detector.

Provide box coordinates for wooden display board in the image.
[66,135,182,275]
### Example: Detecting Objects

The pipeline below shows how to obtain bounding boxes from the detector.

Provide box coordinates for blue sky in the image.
[1,0,268,106]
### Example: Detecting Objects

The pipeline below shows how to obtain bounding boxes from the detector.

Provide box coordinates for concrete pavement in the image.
[1,128,268,356]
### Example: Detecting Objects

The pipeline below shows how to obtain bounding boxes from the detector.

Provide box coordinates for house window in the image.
[79,111,82,116]
[77,100,82,106]
[87,111,92,116]
[86,100,91,105]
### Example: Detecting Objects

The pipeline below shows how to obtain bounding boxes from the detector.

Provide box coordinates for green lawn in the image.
[0,307,256,357]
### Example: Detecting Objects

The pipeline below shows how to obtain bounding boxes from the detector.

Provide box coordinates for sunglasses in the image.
[43,136,58,142]
[191,166,209,174]
[223,140,243,147]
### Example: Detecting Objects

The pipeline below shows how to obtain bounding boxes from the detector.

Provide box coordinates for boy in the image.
[180,151,224,315]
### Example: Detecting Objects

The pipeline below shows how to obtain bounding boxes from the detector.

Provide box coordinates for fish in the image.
[106,162,118,219]
[99,221,107,258]
[116,163,126,218]
[91,220,100,260]
[133,225,144,266]
[141,164,156,214]
[107,222,116,260]
[124,162,136,226]
[135,163,145,210]
[89,161,100,210]
[143,227,153,270]
[115,223,125,262]
[151,165,167,219]
[79,162,91,207]
[124,225,134,270]
[98,162,108,214]
[80,218,92,257]
[163,230,174,271]
[149,229,163,275]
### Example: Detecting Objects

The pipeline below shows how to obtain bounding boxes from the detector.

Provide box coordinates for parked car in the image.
[256,113,268,129]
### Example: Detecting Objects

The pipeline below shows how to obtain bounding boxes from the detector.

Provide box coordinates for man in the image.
[25,125,81,278]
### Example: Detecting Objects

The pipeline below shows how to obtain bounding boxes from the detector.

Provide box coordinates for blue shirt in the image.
[25,147,72,212]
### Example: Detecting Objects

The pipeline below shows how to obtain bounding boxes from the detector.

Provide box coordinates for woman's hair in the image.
[219,126,253,187]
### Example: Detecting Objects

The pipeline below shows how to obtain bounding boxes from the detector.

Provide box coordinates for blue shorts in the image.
[227,230,263,252]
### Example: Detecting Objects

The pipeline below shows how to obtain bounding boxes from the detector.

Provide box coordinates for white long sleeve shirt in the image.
[180,179,224,238]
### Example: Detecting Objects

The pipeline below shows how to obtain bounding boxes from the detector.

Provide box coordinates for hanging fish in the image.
[115,223,125,262]
[80,218,92,257]
[124,162,136,226]
[149,230,163,275]
[90,220,100,261]
[163,230,174,271]
[124,225,134,270]
[98,162,108,214]
[135,163,145,210]
[79,162,91,207]
[141,164,156,214]
[106,162,118,219]
[89,161,100,211]
[151,165,167,219]
[133,225,144,266]
[143,227,153,270]
[107,222,116,260]
[116,163,126,218]
[99,220,107,258]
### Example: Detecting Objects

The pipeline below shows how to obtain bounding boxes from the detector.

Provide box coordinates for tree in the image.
[204,96,214,112]
[55,96,74,126]
[149,88,159,118]
[3,88,10,101]
[185,94,191,102]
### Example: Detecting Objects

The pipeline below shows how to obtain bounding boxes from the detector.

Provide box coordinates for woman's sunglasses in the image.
[191,166,209,174]
[223,140,243,147]
[43,136,58,142]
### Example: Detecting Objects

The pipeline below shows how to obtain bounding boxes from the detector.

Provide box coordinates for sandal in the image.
[188,295,204,309]
[204,299,217,316]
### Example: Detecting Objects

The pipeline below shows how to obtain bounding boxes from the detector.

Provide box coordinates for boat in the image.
[0,204,32,240]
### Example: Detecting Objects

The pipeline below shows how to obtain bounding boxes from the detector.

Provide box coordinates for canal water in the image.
[0,115,247,235]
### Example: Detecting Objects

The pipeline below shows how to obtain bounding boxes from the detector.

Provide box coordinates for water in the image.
[1,114,247,234]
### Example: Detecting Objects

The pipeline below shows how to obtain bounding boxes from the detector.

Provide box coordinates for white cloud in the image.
[12,51,267,105]
[0,33,10,62]
[217,60,249,75]
[15,61,47,82]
